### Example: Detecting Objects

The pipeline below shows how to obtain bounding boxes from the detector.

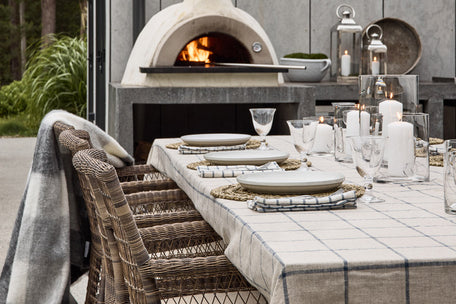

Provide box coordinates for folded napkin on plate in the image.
[178,143,246,154]
[197,162,283,178]
[247,190,357,212]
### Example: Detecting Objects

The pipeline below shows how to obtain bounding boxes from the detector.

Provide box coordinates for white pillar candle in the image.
[371,56,380,75]
[360,111,371,136]
[387,121,414,176]
[312,119,333,153]
[346,110,360,137]
[341,50,351,77]
[379,99,402,138]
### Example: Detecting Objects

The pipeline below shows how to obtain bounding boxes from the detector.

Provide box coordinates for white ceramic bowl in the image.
[280,57,331,82]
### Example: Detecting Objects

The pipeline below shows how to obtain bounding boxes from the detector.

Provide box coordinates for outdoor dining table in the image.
[147,135,456,304]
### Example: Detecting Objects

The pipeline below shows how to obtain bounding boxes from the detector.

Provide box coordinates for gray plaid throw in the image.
[247,190,358,212]
[0,110,133,304]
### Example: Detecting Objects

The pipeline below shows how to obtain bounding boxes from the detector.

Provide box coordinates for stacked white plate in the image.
[237,171,345,194]
[180,133,251,146]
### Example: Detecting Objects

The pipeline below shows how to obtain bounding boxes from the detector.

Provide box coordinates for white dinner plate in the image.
[204,150,289,165]
[180,133,251,147]
[237,171,345,194]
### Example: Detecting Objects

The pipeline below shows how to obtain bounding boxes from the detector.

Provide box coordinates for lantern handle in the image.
[366,24,383,40]
[336,4,355,19]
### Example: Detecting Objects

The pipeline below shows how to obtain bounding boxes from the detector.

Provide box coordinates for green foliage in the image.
[0,80,28,116]
[0,35,87,133]
[284,52,328,59]
[0,115,36,137]
[23,35,87,129]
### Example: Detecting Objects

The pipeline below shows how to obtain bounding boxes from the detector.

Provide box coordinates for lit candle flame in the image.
[390,92,394,99]
[373,56,377,62]
[361,104,366,111]
[397,112,402,121]
[344,50,348,55]
[319,116,325,123]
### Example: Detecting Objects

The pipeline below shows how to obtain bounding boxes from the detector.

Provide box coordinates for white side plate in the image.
[237,171,345,194]
[204,150,289,165]
[181,133,251,147]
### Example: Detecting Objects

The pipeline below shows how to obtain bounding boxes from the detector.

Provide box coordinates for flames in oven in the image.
[175,33,252,66]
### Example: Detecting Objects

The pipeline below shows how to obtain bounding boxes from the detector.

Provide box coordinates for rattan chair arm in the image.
[125,188,189,205]
[134,210,203,228]
[121,179,178,194]
[143,255,238,277]
[139,221,220,243]
[116,164,159,177]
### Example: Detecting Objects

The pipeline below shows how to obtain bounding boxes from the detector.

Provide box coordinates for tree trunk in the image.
[41,0,56,46]
[9,0,21,80]
[79,0,87,38]
[19,0,26,75]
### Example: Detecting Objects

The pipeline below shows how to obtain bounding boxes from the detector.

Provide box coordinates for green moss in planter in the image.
[283,52,328,59]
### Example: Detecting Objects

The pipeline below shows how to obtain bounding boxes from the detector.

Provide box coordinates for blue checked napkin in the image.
[178,143,247,154]
[247,190,357,212]
[197,162,283,178]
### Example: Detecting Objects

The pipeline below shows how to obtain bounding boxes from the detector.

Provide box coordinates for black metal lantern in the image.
[330,4,363,82]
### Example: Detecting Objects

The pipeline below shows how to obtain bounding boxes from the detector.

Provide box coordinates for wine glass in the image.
[349,135,386,203]
[286,119,317,170]
[250,108,276,150]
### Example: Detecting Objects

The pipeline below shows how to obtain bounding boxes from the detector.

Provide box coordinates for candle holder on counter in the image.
[306,115,334,156]
[330,4,362,83]
[376,112,430,182]
[358,75,419,111]
[361,24,387,75]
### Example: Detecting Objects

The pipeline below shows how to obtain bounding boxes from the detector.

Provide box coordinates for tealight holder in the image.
[376,112,430,182]
[309,115,334,156]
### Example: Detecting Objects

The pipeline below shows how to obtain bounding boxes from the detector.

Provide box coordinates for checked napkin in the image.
[247,190,357,212]
[178,143,246,154]
[197,162,283,178]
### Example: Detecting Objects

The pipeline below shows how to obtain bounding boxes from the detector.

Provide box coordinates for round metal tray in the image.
[363,18,422,74]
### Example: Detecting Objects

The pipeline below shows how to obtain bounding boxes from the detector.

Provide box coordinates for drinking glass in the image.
[444,139,456,214]
[349,135,386,203]
[286,119,317,170]
[250,108,276,150]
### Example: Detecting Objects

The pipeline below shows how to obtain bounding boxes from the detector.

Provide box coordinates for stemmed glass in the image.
[349,136,386,203]
[250,108,276,150]
[286,119,318,170]
[348,110,385,203]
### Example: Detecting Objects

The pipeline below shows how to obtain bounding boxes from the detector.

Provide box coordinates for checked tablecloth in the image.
[148,136,456,304]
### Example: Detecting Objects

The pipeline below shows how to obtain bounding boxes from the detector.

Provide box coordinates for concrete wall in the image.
[109,0,456,82]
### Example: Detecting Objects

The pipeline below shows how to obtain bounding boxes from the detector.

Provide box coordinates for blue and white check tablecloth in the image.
[147,136,456,304]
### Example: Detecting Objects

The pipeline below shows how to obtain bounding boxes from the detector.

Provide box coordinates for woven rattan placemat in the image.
[430,137,444,145]
[430,154,443,167]
[187,159,302,170]
[210,183,365,202]
[166,139,261,150]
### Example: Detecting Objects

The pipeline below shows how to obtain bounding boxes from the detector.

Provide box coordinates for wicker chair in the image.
[56,126,204,303]
[73,148,267,304]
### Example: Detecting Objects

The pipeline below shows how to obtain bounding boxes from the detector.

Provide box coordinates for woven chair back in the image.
[73,149,155,303]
